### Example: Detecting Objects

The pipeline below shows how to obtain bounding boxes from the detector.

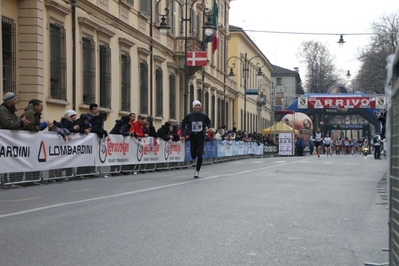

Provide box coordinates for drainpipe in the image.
[71,0,76,111]
[149,1,154,115]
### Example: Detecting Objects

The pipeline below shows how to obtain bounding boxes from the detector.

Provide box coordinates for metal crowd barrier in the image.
[1,140,279,188]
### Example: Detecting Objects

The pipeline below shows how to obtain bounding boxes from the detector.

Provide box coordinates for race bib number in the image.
[192,121,203,132]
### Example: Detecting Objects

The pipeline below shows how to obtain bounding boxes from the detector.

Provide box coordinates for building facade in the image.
[1,0,277,133]
[227,26,274,133]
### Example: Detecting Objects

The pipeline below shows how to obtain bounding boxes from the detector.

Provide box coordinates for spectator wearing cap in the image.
[73,113,91,135]
[224,130,234,141]
[146,115,157,138]
[20,99,51,132]
[61,110,80,133]
[132,114,146,137]
[0,92,30,129]
[91,110,108,137]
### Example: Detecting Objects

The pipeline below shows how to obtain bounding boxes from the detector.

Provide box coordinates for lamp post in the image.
[270,83,288,129]
[257,83,272,132]
[227,53,265,132]
[156,0,216,115]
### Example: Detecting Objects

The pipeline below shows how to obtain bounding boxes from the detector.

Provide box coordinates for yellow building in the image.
[0,0,273,133]
[227,25,274,133]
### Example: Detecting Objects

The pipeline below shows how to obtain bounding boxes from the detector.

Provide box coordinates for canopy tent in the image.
[262,122,300,135]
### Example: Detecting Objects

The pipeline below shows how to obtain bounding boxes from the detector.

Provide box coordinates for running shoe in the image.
[194,171,199,178]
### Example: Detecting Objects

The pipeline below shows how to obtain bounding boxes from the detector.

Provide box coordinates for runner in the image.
[181,100,212,178]
[313,128,323,157]
[323,133,332,157]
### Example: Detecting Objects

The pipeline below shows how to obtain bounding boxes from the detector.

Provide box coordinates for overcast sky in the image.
[229,0,397,83]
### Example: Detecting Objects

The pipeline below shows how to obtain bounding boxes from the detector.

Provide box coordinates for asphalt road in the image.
[0,154,389,266]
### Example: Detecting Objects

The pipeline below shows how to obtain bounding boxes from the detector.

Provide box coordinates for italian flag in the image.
[211,0,218,54]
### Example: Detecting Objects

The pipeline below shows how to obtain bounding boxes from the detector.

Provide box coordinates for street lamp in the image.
[156,0,216,115]
[257,83,272,133]
[271,83,287,126]
[227,53,265,132]
[337,34,346,47]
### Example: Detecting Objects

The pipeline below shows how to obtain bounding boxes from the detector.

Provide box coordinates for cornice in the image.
[45,0,71,16]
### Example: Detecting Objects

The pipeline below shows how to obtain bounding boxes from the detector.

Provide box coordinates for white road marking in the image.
[0,159,306,218]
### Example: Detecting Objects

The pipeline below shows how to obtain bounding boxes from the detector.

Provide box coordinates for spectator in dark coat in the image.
[0,92,30,129]
[73,114,92,135]
[110,115,131,136]
[146,115,157,138]
[91,111,108,137]
[157,122,178,141]
[61,110,80,133]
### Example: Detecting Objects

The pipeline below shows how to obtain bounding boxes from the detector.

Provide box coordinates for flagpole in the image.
[156,0,216,117]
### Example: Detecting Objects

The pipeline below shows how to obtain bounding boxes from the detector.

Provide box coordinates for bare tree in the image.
[297,40,339,93]
[355,12,399,94]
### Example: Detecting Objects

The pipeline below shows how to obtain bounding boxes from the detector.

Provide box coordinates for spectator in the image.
[110,115,131,136]
[142,120,150,136]
[145,115,157,138]
[20,99,51,132]
[74,114,91,135]
[61,110,80,133]
[50,120,72,142]
[133,114,146,137]
[173,122,182,138]
[296,136,305,156]
[87,103,99,122]
[128,113,136,134]
[91,110,108,137]
[215,127,225,140]
[224,130,234,141]
[0,92,30,129]
[157,122,176,141]
[206,127,216,141]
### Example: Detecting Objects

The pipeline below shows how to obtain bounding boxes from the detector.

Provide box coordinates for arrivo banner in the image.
[298,96,386,109]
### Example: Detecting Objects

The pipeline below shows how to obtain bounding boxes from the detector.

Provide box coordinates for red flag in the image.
[186,51,208,66]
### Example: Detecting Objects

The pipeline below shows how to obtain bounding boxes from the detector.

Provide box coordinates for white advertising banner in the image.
[278,133,294,156]
[94,135,185,167]
[0,130,96,173]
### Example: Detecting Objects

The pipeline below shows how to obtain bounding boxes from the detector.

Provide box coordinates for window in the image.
[2,17,16,94]
[82,37,96,104]
[211,94,215,127]
[140,0,151,16]
[205,91,209,115]
[169,74,176,119]
[127,0,134,4]
[99,45,111,109]
[139,61,148,114]
[217,98,221,127]
[50,23,66,100]
[241,109,243,130]
[121,54,131,112]
[166,1,176,35]
[189,84,194,104]
[197,88,202,102]
[276,77,282,86]
[155,68,163,117]
[221,99,225,126]
[225,101,229,128]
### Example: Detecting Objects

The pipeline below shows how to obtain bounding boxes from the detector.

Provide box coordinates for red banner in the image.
[187,51,207,66]
[307,96,377,109]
